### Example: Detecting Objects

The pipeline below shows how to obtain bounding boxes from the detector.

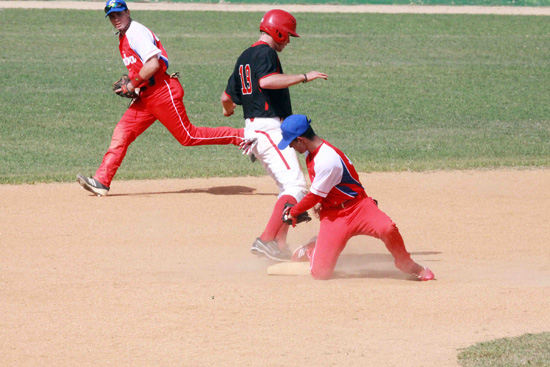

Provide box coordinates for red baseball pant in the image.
[310,197,419,280]
[95,76,243,187]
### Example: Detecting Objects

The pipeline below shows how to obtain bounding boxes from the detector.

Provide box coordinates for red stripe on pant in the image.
[253,130,291,170]
[95,78,243,187]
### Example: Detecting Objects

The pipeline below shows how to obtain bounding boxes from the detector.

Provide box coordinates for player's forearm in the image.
[128,57,160,90]
[137,56,160,81]
[260,71,328,89]
[259,73,306,89]
[290,193,322,217]
[221,91,236,116]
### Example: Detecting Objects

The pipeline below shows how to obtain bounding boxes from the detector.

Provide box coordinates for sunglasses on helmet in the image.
[104,2,127,14]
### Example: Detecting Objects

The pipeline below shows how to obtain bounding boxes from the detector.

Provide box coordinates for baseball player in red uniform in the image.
[77,0,244,196]
[279,114,435,281]
[221,10,328,261]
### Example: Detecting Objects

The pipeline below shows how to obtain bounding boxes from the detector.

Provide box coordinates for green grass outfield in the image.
[86,0,550,6]
[458,333,550,367]
[201,0,550,5]
[1,9,549,184]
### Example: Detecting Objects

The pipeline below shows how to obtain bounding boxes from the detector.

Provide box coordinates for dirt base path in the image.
[2,3,549,366]
[2,1,550,15]
[1,170,549,366]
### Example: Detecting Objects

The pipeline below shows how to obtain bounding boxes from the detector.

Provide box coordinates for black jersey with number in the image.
[225,41,292,120]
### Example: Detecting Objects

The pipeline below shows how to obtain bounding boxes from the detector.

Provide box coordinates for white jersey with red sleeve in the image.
[306,140,366,207]
[118,21,169,87]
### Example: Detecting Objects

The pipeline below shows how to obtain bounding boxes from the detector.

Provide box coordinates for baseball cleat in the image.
[76,174,110,197]
[415,266,435,281]
[279,243,292,258]
[291,236,317,262]
[250,238,291,262]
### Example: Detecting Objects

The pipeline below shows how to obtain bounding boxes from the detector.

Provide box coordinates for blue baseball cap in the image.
[278,114,311,150]
[104,0,128,17]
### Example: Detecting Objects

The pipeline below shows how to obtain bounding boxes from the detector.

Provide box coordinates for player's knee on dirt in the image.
[311,266,334,280]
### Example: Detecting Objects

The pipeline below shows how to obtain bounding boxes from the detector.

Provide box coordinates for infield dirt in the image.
[2,2,550,366]
[1,170,549,366]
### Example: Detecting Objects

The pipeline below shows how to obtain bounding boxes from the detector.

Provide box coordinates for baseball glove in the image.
[282,203,312,226]
[112,74,138,99]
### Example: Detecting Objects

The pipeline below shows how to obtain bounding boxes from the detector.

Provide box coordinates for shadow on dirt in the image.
[333,252,441,280]
[107,185,277,197]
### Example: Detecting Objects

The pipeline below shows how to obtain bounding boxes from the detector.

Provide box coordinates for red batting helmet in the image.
[259,9,299,44]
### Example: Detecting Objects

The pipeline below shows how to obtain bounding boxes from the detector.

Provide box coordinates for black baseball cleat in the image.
[250,238,291,262]
[76,174,110,197]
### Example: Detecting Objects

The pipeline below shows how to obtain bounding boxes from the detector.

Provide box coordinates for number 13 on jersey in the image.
[239,64,252,95]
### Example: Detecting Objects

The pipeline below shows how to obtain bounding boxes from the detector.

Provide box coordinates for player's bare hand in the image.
[313,203,322,219]
[282,206,297,227]
[223,103,236,117]
[306,71,329,82]
[114,82,135,94]
[282,205,291,218]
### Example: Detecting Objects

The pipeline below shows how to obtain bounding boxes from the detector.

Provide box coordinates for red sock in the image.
[275,224,290,247]
[260,195,297,243]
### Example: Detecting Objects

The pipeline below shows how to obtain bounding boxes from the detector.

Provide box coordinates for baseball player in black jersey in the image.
[221,9,328,261]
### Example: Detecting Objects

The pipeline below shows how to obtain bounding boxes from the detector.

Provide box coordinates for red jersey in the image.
[306,140,366,208]
[118,20,168,88]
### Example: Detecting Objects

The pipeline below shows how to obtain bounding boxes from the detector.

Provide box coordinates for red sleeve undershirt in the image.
[289,192,323,217]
